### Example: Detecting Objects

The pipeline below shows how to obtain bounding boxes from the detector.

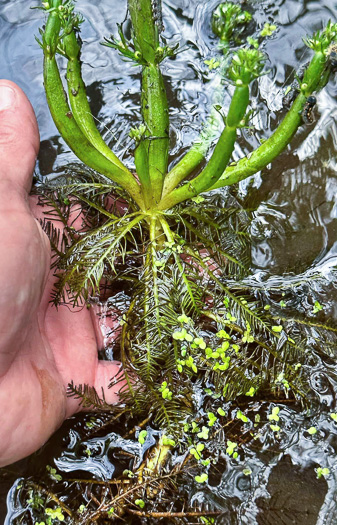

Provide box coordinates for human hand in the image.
[0,80,123,467]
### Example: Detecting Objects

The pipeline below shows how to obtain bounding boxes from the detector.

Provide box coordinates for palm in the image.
[0,80,121,467]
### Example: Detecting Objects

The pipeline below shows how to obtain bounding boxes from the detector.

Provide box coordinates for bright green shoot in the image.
[212,1,252,45]
[37,0,337,215]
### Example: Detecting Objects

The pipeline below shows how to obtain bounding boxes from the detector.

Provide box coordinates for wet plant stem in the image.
[41,1,334,219]
[129,0,169,207]
[28,482,74,519]
[158,84,250,210]
[160,217,200,312]
[42,11,144,208]
[127,509,223,518]
[210,50,327,190]
[63,31,127,171]
[37,1,337,450]
[149,217,162,329]
[144,248,154,379]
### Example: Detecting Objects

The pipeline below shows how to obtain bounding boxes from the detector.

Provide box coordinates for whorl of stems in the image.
[41,2,144,208]
[158,83,250,210]
[43,54,144,207]
[210,50,327,190]
[160,48,265,205]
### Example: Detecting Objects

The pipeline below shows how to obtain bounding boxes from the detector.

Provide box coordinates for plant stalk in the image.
[63,31,128,171]
[158,84,250,210]
[210,51,328,190]
[129,0,169,207]
[42,9,145,209]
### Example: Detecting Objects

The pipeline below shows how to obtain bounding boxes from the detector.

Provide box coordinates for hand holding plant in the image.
[0,80,124,467]
[2,0,337,519]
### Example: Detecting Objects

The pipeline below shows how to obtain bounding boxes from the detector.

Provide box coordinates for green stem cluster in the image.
[210,50,328,190]
[158,83,248,210]
[35,2,337,440]
[42,0,144,207]
[39,1,337,218]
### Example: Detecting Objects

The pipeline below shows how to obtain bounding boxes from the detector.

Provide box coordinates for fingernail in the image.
[0,85,16,111]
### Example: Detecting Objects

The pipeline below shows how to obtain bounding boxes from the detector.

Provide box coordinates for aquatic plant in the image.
[34,0,337,429]
[30,4,337,517]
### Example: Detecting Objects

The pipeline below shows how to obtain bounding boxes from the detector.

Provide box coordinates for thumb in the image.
[0,80,40,193]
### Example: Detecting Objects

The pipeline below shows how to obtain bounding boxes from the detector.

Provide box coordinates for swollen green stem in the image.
[161,148,205,197]
[134,140,152,209]
[42,1,62,56]
[139,64,169,206]
[210,51,328,190]
[43,54,144,208]
[158,84,250,210]
[128,0,169,207]
[162,48,262,198]
[63,31,128,172]
[128,0,159,63]
[162,108,223,196]
[42,11,145,209]
[162,61,231,196]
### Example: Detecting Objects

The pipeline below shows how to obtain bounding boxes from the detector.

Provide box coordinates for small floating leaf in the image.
[312,300,323,314]
[316,467,330,479]
[260,22,277,37]
[237,410,249,423]
[268,406,280,422]
[138,430,148,444]
[195,473,208,483]
[245,387,256,397]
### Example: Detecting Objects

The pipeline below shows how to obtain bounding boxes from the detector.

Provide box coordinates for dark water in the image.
[1,0,337,523]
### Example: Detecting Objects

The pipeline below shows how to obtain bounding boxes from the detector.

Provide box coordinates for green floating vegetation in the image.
[34,1,337,506]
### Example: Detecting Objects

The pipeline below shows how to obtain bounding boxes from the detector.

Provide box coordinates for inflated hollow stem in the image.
[161,102,221,197]
[161,60,231,196]
[157,83,250,210]
[209,50,328,190]
[128,0,169,208]
[43,10,144,209]
[63,31,127,171]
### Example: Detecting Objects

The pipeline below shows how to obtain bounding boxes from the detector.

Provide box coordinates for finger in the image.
[0,82,48,372]
[0,80,39,194]
[44,297,126,415]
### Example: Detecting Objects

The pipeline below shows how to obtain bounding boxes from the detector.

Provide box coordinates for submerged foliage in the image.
[37,165,337,438]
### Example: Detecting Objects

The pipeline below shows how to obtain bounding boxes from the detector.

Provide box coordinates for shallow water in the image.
[1,0,337,523]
